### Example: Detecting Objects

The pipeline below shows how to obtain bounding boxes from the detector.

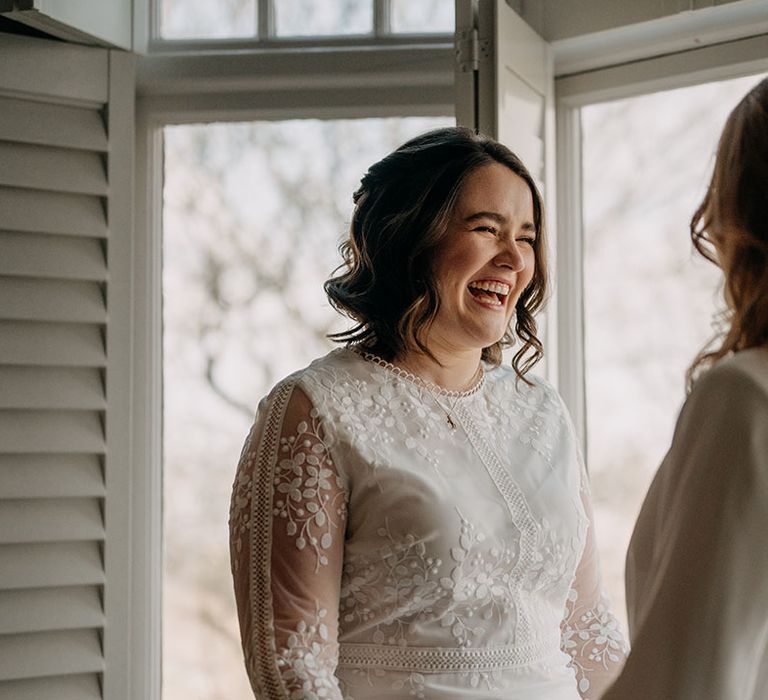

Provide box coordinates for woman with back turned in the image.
[603,77,768,700]
[229,127,626,700]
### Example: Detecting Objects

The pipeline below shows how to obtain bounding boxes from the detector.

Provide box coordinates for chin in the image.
[467,329,508,351]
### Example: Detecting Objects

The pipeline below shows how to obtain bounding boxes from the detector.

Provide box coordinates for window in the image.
[159,0,454,42]
[161,0,257,39]
[133,6,768,698]
[275,0,373,37]
[391,0,454,34]
[134,1,454,691]
[581,72,768,632]
[161,116,453,700]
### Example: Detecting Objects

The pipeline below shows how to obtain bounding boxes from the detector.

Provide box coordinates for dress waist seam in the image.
[337,638,560,673]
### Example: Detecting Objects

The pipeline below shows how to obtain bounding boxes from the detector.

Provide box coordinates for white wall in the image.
[0,0,134,50]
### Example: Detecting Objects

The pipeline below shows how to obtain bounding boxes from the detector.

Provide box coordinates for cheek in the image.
[434,248,472,289]
[432,265,463,306]
[441,240,472,268]
[509,250,536,306]
[522,248,536,286]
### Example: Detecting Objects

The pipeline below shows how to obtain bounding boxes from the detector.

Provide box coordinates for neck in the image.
[396,345,482,392]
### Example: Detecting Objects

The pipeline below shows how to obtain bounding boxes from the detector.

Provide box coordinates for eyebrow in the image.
[464,211,506,224]
[464,211,537,233]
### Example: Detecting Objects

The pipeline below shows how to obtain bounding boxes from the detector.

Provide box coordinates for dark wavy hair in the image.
[324,127,548,382]
[687,76,768,388]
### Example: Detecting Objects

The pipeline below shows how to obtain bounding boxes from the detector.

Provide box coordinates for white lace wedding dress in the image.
[230,347,626,700]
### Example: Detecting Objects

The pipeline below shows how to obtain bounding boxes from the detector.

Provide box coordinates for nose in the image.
[494,238,527,273]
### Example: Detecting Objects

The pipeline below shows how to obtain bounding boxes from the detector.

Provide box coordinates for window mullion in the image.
[554,101,586,453]
[151,0,162,41]
[374,0,391,38]
[260,0,274,40]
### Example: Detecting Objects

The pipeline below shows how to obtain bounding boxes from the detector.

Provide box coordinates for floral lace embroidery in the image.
[484,377,560,470]
[230,382,349,699]
[274,407,347,572]
[391,669,502,698]
[442,513,519,647]
[392,672,426,699]
[340,512,523,650]
[304,365,464,473]
[525,518,582,594]
[277,606,340,700]
[340,519,443,645]
[561,589,628,699]
[230,456,254,577]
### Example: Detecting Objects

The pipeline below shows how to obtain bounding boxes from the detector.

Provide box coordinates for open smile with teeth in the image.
[467,280,511,307]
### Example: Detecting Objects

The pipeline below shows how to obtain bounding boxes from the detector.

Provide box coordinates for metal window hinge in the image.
[455,28,490,73]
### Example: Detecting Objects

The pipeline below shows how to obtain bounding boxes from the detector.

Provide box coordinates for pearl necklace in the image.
[357,350,484,429]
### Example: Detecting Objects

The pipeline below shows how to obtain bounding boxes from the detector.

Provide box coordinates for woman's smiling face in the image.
[427,162,537,355]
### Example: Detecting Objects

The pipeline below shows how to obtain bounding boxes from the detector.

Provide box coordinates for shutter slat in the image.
[0,411,104,453]
[0,232,106,281]
[0,498,104,544]
[0,142,107,196]
[0,97,107,152]
[0,542,104,590]
[0,368,105,410]
[0,278,105,323]
[0,321,105,367]
[0,187,106,238]
[0,34,108,104]
[0,455,103,499]
[0,586,103,634]
[0,629,103,681]
[0,674,101,700]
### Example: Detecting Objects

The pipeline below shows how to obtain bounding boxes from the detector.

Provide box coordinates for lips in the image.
[467,279,511,306]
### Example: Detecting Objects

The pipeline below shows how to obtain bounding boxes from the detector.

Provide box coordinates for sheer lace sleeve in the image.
[229,380,349,700]
[561,466,628,700]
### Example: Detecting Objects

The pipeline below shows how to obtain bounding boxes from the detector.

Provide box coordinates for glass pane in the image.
[391,0,454,34]
[582,73,767,635]
[162,115,453,700]
[275,0,373,37]
[161,0,256,40]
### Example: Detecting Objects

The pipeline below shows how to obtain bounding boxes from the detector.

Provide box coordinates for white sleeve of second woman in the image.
[603,363,768,700]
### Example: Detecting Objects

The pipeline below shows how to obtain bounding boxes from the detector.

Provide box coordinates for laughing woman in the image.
[229,127,626,700]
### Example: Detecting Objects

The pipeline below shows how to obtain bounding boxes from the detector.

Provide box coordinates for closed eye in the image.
[473,225,498,235]
[517,236,536,246]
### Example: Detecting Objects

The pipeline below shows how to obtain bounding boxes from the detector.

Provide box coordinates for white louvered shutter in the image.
[0,33,133,700]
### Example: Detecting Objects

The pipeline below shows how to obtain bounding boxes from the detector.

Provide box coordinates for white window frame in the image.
[553,29,768,450]
[148,0,453,51]
[132,31,455,700]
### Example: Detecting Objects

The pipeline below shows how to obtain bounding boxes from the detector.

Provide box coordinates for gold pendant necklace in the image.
[429,382,470,429]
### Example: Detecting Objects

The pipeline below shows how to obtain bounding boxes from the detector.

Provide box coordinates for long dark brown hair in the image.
[324,127,548,382]
[687,76,768,388]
